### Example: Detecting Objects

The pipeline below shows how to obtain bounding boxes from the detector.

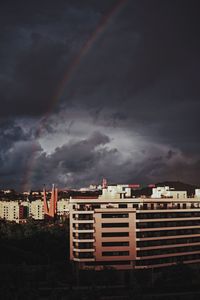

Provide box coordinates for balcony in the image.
[74,205,94,212]
[73,251,94,260]
[73,232,94,240]
[73,242,94,250]
[73,214,94,221]
[73,229,94,233]
[73,238,95,243]
[73,223,94,230]
[73,248,95,252]
[72,219,94,224]
[73,258,95,262]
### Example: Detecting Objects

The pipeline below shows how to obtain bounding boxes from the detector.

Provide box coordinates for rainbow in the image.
[22,0,127,191]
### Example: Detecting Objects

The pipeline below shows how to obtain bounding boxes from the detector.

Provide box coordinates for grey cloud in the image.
[1,126,200,190]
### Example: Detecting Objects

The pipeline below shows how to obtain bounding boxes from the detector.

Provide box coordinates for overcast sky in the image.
[1,0,200,191]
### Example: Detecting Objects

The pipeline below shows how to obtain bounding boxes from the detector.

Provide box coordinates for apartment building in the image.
[69,185,200,270]
[57,199,70,216]
[0,198,70,222]
[151,186,187,199]
[29,199,44,220]
[0,201,19,221]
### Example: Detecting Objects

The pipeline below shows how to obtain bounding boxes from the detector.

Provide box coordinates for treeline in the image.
[0,219,70,264]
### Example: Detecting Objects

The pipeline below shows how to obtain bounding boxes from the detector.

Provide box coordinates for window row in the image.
[73,233,94,239]
[102,251,129,256]
[102,223,129,228]
[73,251,94,259]
[137,236,200,248]
[101,213,129,218]
[136,228,200,238]
[73,224,94,230]
[73,214,93,220]
[102,241,129,247]
[137,244,200,257]
[73,242,94,249]
[136,220,200,229]
[137,212,200,219]
[102,232,129,237]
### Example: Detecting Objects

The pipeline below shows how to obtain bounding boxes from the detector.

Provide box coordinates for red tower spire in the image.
[49,184,55,217]
[54,187,58,215]
[43,184,58,219]
[43,186,49,215]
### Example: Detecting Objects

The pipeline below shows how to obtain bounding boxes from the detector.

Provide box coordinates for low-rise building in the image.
[57,199,70,216]
[151,186,187,199]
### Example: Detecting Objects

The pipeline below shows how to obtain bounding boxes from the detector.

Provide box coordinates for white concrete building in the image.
[151,186,187,199]
[0,198,70,221]
[29,199,44,220]
[57,199,70,216]
[0,201,19,222]
[195,189,200,198]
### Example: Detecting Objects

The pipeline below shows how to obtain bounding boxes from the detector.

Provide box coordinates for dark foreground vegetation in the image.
[1,220,200,300]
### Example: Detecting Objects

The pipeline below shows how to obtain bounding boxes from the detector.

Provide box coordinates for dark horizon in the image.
[1,0,200,190]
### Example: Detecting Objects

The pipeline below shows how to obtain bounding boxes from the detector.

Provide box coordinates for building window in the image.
[119,204,127,208]
[102,232,129,237]
[92,204,101,209]
[133,204,138,209]
[102,241,129,247]
[101,213,128,218]
[74,252,94,259]
[102,251,129,256]
[102,223,129,228]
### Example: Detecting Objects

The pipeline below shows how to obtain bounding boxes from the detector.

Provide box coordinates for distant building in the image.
[151,186,187,199]
[195,189,200,198]
[0,201,19,222]
[29,199,44,220]
[70,184,200,270]
[3,190,13,194]
[57,199,70,217]
[0,190,70,222]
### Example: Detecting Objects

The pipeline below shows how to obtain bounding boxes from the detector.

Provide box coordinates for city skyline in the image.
[1,0,200,191]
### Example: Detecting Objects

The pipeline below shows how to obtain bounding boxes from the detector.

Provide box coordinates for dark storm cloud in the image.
[0,120,42,189]
[63,0,200,145]
[0,0,116,117]
[0,119,29,150]
[1,0,200,189]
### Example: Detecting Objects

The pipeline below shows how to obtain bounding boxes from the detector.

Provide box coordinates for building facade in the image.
[0,198,70,222]
[0,201,19,221]
[70,186,200,270]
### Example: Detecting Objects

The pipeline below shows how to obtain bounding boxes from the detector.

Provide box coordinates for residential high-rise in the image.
[69,185,200,270]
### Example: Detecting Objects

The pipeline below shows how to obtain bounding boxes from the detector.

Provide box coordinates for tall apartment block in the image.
[69,185,200,270]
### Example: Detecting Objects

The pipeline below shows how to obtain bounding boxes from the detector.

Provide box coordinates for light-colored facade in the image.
[0,198,70,221]
[70,186,200,270]
[29,199,44,220]
[57,199,70,216]
[0,201,20,222]
[151,186,187,199]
